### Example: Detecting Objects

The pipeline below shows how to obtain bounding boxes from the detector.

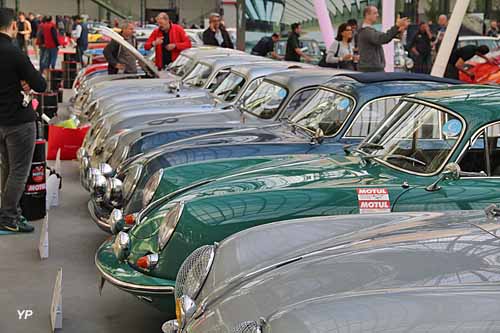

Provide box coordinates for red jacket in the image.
[144,24,192,69]
[40,22,59,49]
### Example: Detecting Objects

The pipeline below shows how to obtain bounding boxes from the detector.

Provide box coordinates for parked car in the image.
[458,35,500,51]
[96,84,500,314]
[83,62,317,177]
[163,207,500,332]
[274,38,323,64]
[87,68,343,230]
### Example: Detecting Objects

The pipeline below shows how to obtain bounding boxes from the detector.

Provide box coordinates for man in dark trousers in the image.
[357,5,409,72]
[285,23,312,62]
[251,33,282,59]
[202,13,234,49]
[0,8,47,232]
[446,44,490,80]
[71,15,88,65]
[408,22,435,73]
[103,21,138,74]
[144,12,192,70]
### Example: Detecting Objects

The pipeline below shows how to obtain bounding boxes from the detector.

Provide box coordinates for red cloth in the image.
[40,22,58,49]
[144,24,192,69]
[47,125,90,160]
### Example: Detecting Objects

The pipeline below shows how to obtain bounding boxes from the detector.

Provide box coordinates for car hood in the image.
[130,154,410,237]
[188,210,500,332]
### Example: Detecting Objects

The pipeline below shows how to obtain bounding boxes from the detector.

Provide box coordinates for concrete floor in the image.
[0,82,166,331]
[0,160,166,333]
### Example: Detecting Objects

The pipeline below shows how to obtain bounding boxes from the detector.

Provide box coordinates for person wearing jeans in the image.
[0,7,47,232]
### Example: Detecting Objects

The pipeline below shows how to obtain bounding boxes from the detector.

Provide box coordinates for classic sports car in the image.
[164,208,500,332]
[96,84,500,314]
[82,62,320,176]
[87,68,342,228]
[89,73,458,231]
[74,46,244,113]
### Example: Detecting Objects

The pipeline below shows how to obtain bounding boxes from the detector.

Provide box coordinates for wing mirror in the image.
[426,163,485,192]
[311,128,325,145]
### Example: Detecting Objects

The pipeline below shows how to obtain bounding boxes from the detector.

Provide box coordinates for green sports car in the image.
[96,85,500,315]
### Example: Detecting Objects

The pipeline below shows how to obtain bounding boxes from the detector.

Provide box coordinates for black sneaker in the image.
[0,217,34,233]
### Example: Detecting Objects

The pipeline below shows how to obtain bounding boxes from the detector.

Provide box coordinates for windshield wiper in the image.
[358,142,385,150]
[385,154,427,166]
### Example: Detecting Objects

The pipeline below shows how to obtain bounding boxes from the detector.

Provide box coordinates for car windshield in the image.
[182,63,212,87]
[167,55,192,76]
[290,89,355,136]
[212,72,246,102]
[361,100,464,175]
[241,81,287,119]
[206,69,231,92]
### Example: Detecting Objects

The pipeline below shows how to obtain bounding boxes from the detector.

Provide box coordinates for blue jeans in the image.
[41,47,58,70]
[0,122,36,223]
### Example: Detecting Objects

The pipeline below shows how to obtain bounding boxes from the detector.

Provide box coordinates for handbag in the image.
[319,42,341,68]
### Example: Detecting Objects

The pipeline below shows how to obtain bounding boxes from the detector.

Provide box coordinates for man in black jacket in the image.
[0,8,47,232]
[103,21,138,74]
[202,13,234,49]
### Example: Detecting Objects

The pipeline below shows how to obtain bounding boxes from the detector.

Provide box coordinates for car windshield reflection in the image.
[361,100,465,175]
[241,81,288,119]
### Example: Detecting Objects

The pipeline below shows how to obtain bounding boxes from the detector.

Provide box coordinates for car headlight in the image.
[101,136,120,162]
[105,178,123,207]
[142,169,164,208]
[98,163,114,178]
[232,322,263,333]
[176,295,197,329]
[161,320,179,333]
[109,208,124,234]
[111,231,130,262]
[158,202,184,250]
[175,245,215,300]
[92,174,108,201]
[122,164,143,201]
[109,144,129,169]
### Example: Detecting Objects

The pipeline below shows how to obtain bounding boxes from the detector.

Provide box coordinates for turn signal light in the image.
[136,253,159,270]
[124,214,136,225]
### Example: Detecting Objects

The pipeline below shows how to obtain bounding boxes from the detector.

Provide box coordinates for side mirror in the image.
[426,163,461,192]
[311,128,325,145]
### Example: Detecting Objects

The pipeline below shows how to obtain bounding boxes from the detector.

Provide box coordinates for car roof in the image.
[199,55,270,68]
[265,68,352,92]
[326,72,462,85]
[409,85,500,124]
[231,62,312,78]
[181,47,244,59]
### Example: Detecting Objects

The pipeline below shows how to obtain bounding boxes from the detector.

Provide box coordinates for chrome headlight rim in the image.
[176,295,197,329]
[142,169,164,208]
[111,231,130,262]
[158,201,184,250]
[101,136,120,162]
[122,164,143,202]
[161,319,179,333]
[175,244,216,301]
[105,177,124,208]
[109,208,124,235]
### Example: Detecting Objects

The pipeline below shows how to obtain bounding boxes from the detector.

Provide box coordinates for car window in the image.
[239,78,264,102]
[212,72,246,101]
[206,69,231,91]
[346,97,401,137]
[290,89,355,136]
[183,63,212,87]
[362,101,464,175]
[241,81,287,119]
[459,123,500,176]
[280,88,316,119]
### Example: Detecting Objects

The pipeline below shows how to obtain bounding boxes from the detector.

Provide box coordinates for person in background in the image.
[16,12,31,55]
[144,12,191,70]
[487,19,499,37]
[325,23,356,70]
[285,22,313,63]
[357,5,409,72]
[202,13,234,49]
[347,18,359,49]
[434,14,448,52]
[251,33,282,59]
[408,22,435,73]
[39,15,59,74]
[28,12,39,57]
[446,44,490,80]
[103,21,137,74]
[71,15,88,65]
[0,7,47,233]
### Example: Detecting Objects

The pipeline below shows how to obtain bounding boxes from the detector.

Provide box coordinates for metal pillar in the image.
[382,0,395,72]
[140,0,145,26]
[236,0,246,51]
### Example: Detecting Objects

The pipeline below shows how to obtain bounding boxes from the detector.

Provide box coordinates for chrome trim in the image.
[88,200,112,233]
[342,95,404,139]
[158,202,185,250]
[95,253,175,295]
[367,97,467,177]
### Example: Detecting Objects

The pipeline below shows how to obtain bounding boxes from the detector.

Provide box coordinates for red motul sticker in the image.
[32,165,45,183]
[26,183,46,192]
[356,188,391,214]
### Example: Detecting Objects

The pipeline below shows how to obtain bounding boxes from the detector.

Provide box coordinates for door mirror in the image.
[311,128,325,145]
[426,163,461,192]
